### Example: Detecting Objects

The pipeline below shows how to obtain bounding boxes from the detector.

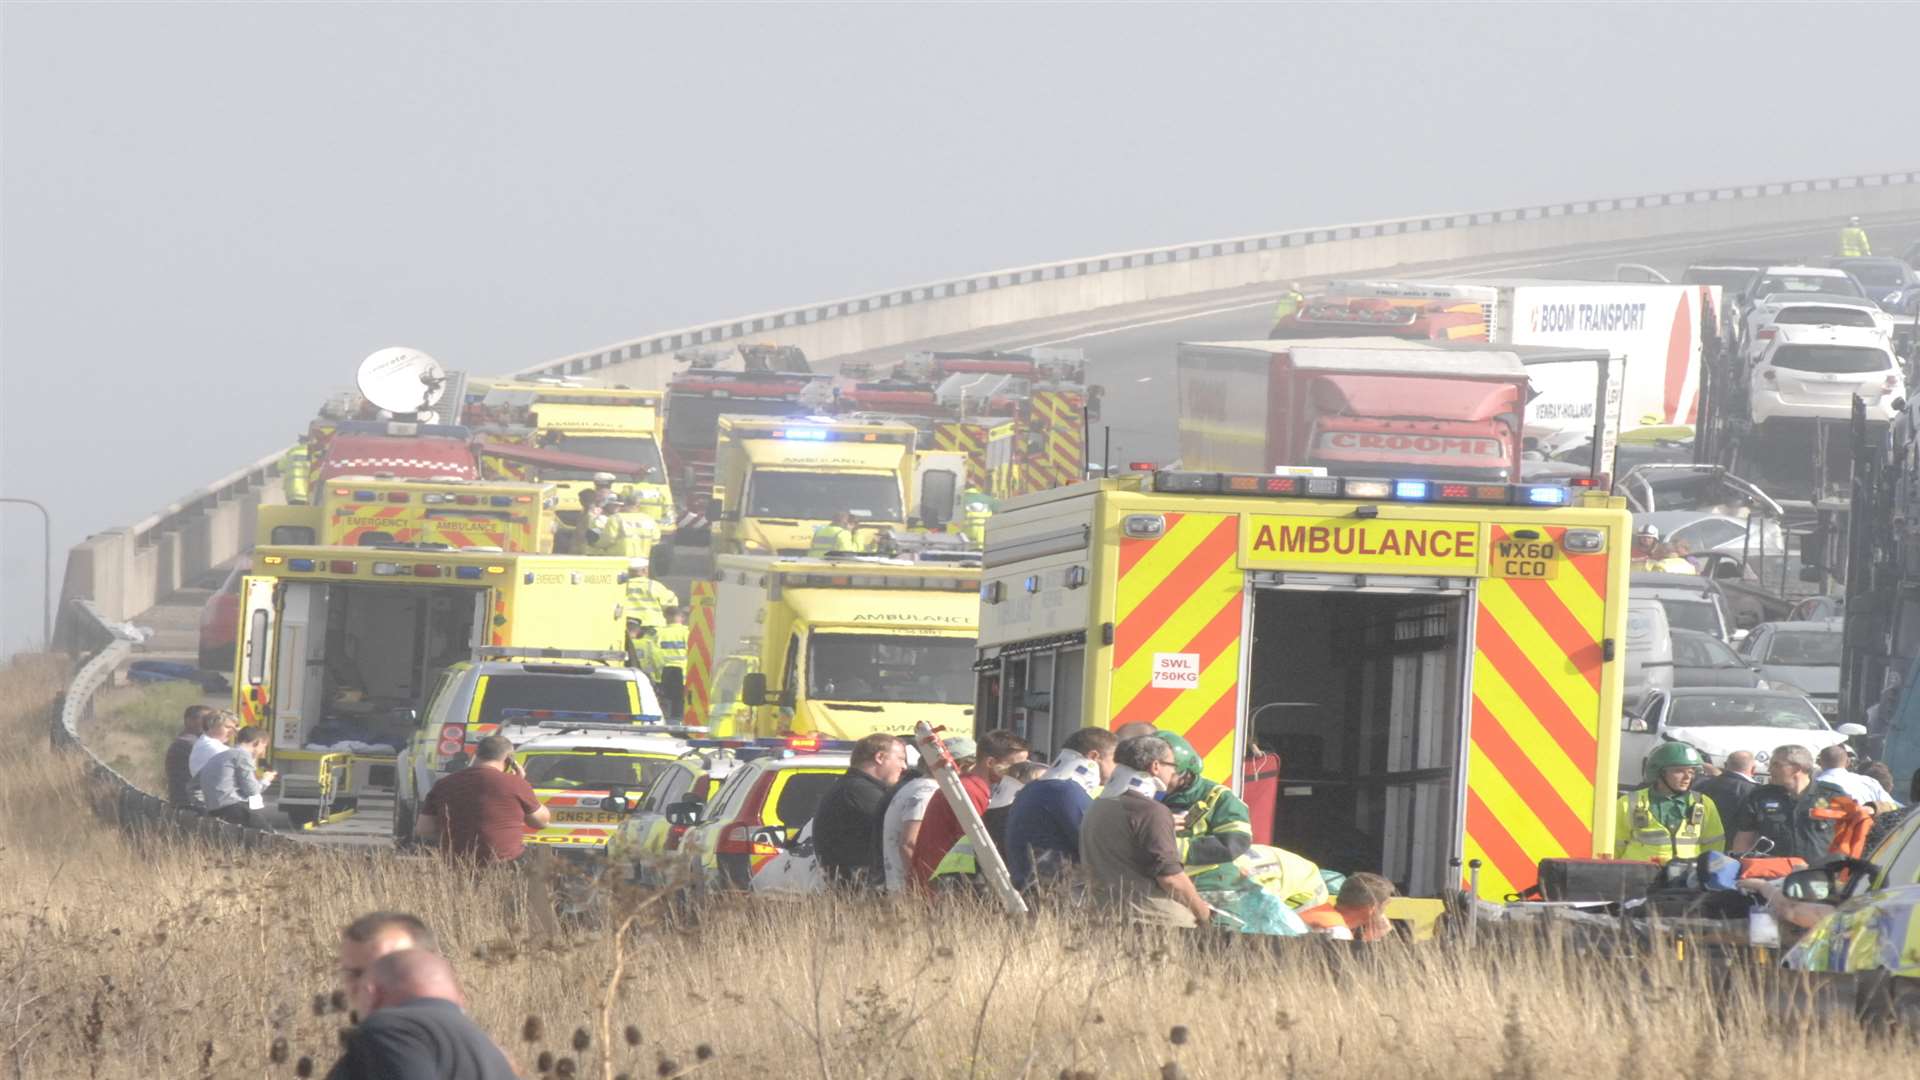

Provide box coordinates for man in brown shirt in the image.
[417,736,550,864]
[1079,735,1213,928]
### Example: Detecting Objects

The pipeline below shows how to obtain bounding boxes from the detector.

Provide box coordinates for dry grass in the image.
[1,654,1912,1078]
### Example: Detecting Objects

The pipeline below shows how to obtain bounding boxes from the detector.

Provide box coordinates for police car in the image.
[510,718,702,857]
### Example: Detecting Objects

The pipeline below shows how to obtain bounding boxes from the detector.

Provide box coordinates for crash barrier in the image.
[523,171,1920,386]
[54,169,1920,643]
[52,598,299,853]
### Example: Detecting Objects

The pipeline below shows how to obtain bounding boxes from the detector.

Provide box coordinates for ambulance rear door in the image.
[234,576,281,739]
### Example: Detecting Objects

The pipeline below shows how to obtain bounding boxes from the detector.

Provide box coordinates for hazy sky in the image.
[4,2,1917,653]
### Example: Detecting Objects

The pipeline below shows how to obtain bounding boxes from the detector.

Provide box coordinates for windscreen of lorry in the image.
[807,634,975,704]
[477,673,638,726]
[539,433,665,480]
[1768,345,1891,374]
[747,471,903,521]
[664,395,805,450]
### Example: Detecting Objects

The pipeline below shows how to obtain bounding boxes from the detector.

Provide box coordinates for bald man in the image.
[326,950,516,1080]
[338,912,438,1022]
[1114,722,1157,741]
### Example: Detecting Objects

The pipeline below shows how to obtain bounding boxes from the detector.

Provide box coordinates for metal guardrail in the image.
[513,170,1920,380]
[52,599,296,850]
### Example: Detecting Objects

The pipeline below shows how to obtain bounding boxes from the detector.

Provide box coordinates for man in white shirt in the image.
[879,736,974,893]
[188,711,238,778]
[1814,745,1899,806]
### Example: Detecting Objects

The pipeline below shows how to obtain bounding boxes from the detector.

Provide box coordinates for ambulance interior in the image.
[1245,587,1469,898]
[276,581,482,768]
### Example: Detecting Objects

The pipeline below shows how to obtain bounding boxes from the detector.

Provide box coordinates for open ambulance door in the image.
[914,452,964,530]
[234,576,281,746]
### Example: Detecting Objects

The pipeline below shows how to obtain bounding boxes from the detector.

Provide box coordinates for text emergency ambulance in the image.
[255,477,561,552]
[974,471,1631,900]
[232,545,630,825]
[705,553,981,740]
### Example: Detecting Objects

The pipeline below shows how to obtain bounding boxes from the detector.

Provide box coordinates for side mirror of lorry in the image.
[742,672,768,708]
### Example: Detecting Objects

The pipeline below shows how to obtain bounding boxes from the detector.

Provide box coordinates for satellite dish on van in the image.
[356,347,447,416]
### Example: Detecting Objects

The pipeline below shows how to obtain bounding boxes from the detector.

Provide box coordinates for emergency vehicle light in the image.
[412,564,443,578]
[1343,479,1393,499]
[1155,470,1571,509]
[1516,485,1570,506]
[329,561,357,574]
[261,555,284,566]
[288,558,317,572]
[372,562,404,576]
[780,428,829,440]
[494,496,517,506]
[455,566,485,580]
[386,492,409,503]
[1393,480,1430,501]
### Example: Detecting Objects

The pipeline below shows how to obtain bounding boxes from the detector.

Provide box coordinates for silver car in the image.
[1737,620,1843,722]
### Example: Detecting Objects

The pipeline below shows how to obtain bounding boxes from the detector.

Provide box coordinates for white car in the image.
[1749,323,1904,424]
[1621,686,1847,787]
[1742,298,1892,365]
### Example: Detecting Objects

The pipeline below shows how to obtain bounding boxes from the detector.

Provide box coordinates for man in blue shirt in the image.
[1004,727,1119,890]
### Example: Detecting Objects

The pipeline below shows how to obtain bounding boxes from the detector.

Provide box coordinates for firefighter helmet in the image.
[1644,740,1705,784]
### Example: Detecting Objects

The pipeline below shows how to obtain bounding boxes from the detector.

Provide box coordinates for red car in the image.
[198,558,249,672]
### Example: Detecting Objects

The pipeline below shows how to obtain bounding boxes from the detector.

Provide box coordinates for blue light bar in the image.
[1517,485,1570,506]
[455,565,485,580]
[490,495,514,507]
[288,558,317,572]
[782,427,829,440]
[1392,480,1430,501]
[353,489,376,501]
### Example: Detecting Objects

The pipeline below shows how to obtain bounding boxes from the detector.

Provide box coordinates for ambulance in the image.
[973,470,1632,900]
[256,477,561,552]
[711,416,919,556]
[705,553,981,740]
[232,545,630,825]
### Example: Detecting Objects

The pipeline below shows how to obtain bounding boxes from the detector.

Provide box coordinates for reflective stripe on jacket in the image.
[1614,787,1724,861]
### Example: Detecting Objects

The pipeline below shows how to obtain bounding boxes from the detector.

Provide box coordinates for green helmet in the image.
[1155,730,1204,782]
[1644,740,1705,784]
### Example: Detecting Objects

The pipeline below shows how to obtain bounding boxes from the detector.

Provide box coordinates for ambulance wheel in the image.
[284,806,317,827]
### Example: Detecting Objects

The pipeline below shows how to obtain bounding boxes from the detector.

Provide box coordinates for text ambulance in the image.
[973,472,1632,900]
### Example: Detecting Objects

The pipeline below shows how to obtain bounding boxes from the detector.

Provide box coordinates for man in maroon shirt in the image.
[910,729,1030,888]
[416,736,551,864]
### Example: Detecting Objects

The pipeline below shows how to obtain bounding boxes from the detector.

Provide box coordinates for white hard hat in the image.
[593,471,616,485]
[1850,215,1861,225]
[628,556,649,571]
[1637,524,1661,539]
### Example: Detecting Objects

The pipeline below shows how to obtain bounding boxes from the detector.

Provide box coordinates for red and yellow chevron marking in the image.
[1107,512,1245,781]
[683,581,717,725]
[1463,524,1610,899]
[934,422,991,490]
[1018,391,1086,494]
